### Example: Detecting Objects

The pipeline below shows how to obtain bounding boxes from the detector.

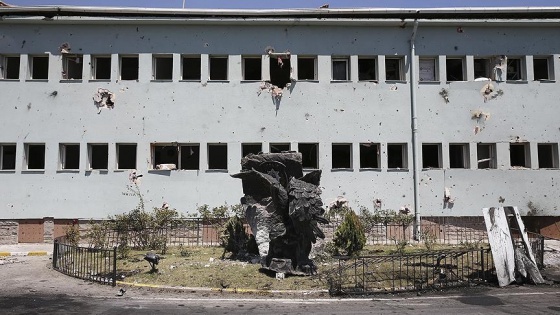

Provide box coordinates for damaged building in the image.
[0,5,559,243]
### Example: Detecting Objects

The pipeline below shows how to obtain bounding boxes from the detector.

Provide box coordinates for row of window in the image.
[0,142,558,172]
[0,54,555,86]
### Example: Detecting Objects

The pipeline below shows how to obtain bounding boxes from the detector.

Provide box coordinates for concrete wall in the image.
[0,20,559,219]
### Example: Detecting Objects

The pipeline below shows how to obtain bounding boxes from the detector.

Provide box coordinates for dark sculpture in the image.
[231,152,328,275]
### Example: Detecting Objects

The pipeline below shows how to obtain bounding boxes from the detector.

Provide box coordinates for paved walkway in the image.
[0,243,52,256]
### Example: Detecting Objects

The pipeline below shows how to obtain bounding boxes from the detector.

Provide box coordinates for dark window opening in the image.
[242,143,262,157]
[332,59,349,81]
[180,144,200,170]
[62,55,83,80]
[117,144,137,169]
[270,143,290,153]
[89,144,108,170]
[422,144,441,168]
[93,56,111,80]
[153,145,178,169]
[477,143,496,169]
[388,144,407,169]
[358,58,376,81]
[507,58,522,80]
[1,144,16,170]
[182,56,201,80]
[270,56,291,88]
[474,58,490,79]
[538,144,558,169]
[210,57,228,80]
[510,143,530,168]
[360,143,379,168]
[446,58,464,81]
[208,144,228,170]
[61,144,80,170]
[298,57,316,80]
[533,58,549,80]
[153,56,173,80]
[243,57,261,81]
[3,56,20,79]
[26,144,45,170]
[449,144,469,169]
[298,143,319,169]
[385,58,403,81]
[31,56,49,80]
[120,56,139,80]
[332,144,352,169]
[419,58,437,81]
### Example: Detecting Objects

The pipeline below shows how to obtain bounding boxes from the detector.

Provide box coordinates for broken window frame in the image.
[119,55,139,81]
[207,143,228,171]
[449,143,470,169]
[59,143,80,170]
[359,143,380,169]
[387,143,408,170]
[242,56,262,81]
[116,143,137,170]
[179,144,200,170]
[181,55,201,81]
[445,57,465,82]
[87,143,108,170]
[297,56,317,81]
[358,56,377,81]
[0,143,16,171]
[91,55,111,80]
[510,142,531,168]
[209,56,228,81]
[29,55,49,80]
[474,58,492,80]
[24,143,46,170]
[506,57,525,81]
[62,54,83,80]
[537,143,559,169]
[477,143,497,169]
[151,143,179,170]
[533,57,553,81]
[1,55,20,80]
[421,143,442,169]
[418,57,437,82]
[331,57,350,81]
[385,57,404,81]
[298,143,319,170]
[331,143,352,170]
[152,54,173,81]
[241,143,262,158]
[269,143,290,153]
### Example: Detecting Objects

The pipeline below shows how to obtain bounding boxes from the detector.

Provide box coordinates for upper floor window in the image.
[298,143,319,169]
[62,54,83,80]
[116,143,137,170]
[243,56,261,81]
[152,55,173,80]
[537,143,559,169]
[29,55,49,80]
[385,57,404,81]
[88,143,108,170]
[91,55,111,80]
[533,57,552,81]
[358,57,376,81]
[446,58,464,81]
[25,143,46,170]
[208,143,228,170]
[0,144,16,170]
[510,143,531,168]
[332,57,349,81]
[449,143,470,169]
[332,143,352,169]
[387,143,408,169]
[120,55,139,81]
[477,143,496,169]
[270,143,290,153]
[209,56,228,81]
[270,53,291,88]
[359,143,380,169]
[474,58,491,80]
[180,144,200,170]
[506,57,524,81]
[242,143,262,157]
[422,143,442,169]
[419,58,437,82]
[152,143,178,170]
[59,144,80,170]
[298,56,317,80]
[1,55,20,80]
[182,55,201,80]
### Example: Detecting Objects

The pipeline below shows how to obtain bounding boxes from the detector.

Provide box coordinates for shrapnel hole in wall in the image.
[270,56,290,88]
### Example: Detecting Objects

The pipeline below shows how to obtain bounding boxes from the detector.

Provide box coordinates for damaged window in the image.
[59,144,80,170]
[537,143,559,169]
[385,58,404,81]
[120,55,139,81]
[387,143,407,169]
[152,144,178,170]
[88,144,108,170]
[270,55,291,88]
[297,56,316,80]
[510,143,531,168]
[208,143,228,170]
[62,54,83,80]
[30,55,49,80]
[359,143,380,169]
[242,143,262,157]
[474,58,491,79]
[1,55,20,80]
[0,144,16,170]
[116,144,137,170]
[358,57,376,81]
[506,58,523,81]
[180,144,200,170]
[477,143,496,169]
[332,58,349,81]
[153,55,173,81]
[332,143,352,169]
[209,56,228,81]
[270,143,290,153]
[182,55,201,80]
[298,143,319,169]
[449,143,470,169]
[446,58,464,81]
[25,143,45,170]
[533,57,551,81]
[91,56,111,80]
[422,143,442,169]
[419,58,437,82]
[243,57,261,81]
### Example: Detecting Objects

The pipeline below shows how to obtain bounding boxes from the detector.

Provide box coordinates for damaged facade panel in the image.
[93,88,115,113]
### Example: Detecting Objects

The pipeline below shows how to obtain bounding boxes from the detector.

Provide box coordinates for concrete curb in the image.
[0,251,50,257]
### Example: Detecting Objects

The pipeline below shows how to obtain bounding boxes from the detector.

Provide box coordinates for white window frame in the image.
[87,143,109,170]
[91,55,111,80]
[331,57,349,81]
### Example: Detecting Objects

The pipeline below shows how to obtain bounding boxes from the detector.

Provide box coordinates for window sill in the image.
[0,170,16,173]
[387,168,409,172]
[0,79,19,82]
[358,80,379,83]
[330,80,351,83]
[179,79,202,82]
[534,79,555,83]
[331,168,353,172]
[60,79,83,83]
[422,168,442,171]
[302,168,319,172]
[118,79,139,82]
[505,80,528,84]
[359,168,381,172]
[296,79,319,83]
[22,170,45,174]
[89,79,111,82]
[205,169,228,173]
[385,80,407,84]
[85,169,109,173]
[419,80,440,84]
[57,170,80,173]
[241,80,262,83]
[114,169,134,172]
[446,80,467,84]
[151,79,173,82]
[25,79,48,82]
[207,80,230,83]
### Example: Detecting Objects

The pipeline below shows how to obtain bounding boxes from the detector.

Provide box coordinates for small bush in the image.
[333,209,366,256]
[64,220,80,247]
[220,215,249,259]
[391,238,408,255]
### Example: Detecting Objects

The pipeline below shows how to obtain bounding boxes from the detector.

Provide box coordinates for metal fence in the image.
[329,248,496,295]
[53,236,117,286]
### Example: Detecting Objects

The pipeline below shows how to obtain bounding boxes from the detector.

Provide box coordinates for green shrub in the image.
[64,221,80,247]
[333,209,366,256]
[220,215,249,259]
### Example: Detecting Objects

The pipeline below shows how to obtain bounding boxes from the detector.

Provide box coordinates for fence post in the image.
[480,247,485,282]
[539,235,545,269]
[112,246,117,287]
[53,239,58,269]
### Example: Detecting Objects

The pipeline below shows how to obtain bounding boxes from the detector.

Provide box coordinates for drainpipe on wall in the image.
[410,19,421,241]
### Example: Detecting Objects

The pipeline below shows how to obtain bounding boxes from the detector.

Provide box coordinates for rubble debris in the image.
[59,42,71,54]
[480,83,494,101]
[444,187,454,206]
[258,82,284,102]
[93,88,115,113]
[439,88,449,103]
[374,198,382,209]
[155,163,177,170]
